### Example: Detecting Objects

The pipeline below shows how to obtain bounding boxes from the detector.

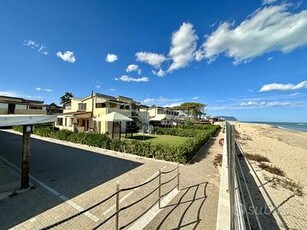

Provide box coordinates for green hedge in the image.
[13,124,219,164]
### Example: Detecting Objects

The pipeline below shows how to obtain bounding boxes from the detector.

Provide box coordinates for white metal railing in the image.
[216,122,248,230]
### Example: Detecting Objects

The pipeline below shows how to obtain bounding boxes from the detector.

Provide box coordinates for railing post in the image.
[158,169,162,209]
[176,163,180,190]
[115,182,120,230]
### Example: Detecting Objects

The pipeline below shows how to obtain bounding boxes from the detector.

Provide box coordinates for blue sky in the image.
[1,0,307,122]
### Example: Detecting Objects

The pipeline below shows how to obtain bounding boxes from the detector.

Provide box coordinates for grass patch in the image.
[245,153,270,163]
[124,134,190,146]
[259,163,285,177]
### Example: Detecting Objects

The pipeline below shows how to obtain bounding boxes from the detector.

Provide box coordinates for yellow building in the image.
[55,93,148,134]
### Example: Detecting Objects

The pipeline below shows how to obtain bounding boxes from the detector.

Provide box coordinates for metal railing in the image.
[225,122,262,230]
[41,164,180,230]
[224,122,249,230]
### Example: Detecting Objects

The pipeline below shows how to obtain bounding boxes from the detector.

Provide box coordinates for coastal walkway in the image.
[144,131,222,229]
[0,129,222,229]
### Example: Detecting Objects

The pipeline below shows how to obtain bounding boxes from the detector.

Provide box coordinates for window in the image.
[65,103,71,110]
[119,104,130,110]
[96,103,106,108]
[15,104,27,110]
[109,103,117,108]
[29,105,42,110]
[57,118,63,126]
[78,103,87,111]
[157,108,165,114]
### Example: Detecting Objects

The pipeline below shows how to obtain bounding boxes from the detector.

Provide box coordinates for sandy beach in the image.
[235,122,307,229]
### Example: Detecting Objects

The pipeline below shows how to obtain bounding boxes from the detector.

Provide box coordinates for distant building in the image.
[0,95,46,115]
[45,104,63,115]
[141,106,179,127]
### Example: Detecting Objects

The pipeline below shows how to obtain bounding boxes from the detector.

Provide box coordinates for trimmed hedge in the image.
[13,124,219,164]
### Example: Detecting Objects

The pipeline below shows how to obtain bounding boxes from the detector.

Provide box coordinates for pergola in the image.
[0,114,56,190]
[98,112,133,139]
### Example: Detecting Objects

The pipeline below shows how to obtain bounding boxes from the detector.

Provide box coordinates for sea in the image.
[248,121,307,132]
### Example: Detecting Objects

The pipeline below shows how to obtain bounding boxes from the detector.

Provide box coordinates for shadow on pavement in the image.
[156,182,208,229]
[0,131,142,229]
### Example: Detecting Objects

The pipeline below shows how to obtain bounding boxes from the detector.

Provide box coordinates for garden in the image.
[14,123,219,164]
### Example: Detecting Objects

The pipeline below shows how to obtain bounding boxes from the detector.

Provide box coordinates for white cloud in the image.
[143,96,182,105]
[168,22,198,72]
[35,87,52,92]
[267,56,273,61]
[95,81,102,89]
[109,88,116,91]
[192,96,199,100]
[23,39,48,55]
[196,4,307,64]
[56,51,76,63]
[0,90,21,98]
[105,53,118,63]
[152,68,166,77]
[163,102,182,108]
[240,101,304,107]
[262,0,277,5]
[137,69,142,75]
[115,75,149,82]
[135,52,166,68]
[126,64,139,72]
[259,80,307,92]
[0,90,42,100]
[290,92,300,96]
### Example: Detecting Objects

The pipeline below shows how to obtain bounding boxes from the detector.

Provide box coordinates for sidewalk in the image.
[144,131,223,230]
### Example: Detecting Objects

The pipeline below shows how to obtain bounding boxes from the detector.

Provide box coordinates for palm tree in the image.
[60,92,73,104]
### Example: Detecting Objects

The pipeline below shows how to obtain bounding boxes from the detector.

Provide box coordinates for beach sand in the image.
[235,122,307,229]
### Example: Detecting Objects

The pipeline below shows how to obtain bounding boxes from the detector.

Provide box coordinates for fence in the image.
[41,165,180,230]
[226,122,248,230]
[221,122,263,230]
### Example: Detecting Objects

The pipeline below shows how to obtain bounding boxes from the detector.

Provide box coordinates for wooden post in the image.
[112,122,114,139]
[115,182,120,230]
[119,121,121,140]
[158,169,162,208]
[21,125,32,190]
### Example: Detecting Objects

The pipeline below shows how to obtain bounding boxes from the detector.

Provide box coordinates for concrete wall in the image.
[15,109,46,114]
[0,103,8,114]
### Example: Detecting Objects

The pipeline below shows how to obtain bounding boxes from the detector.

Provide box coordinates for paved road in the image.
[0,130,176,229]
[0,131,142,199]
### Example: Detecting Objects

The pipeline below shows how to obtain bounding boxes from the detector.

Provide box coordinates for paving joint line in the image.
[0,155,99,223]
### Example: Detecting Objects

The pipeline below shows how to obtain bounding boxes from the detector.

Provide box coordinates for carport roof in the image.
[0,114,56,127]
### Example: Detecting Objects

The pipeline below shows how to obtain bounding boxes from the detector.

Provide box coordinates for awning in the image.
[150,114,167,121]
[0,115,56,127]
[73,112,92,119]
[98,111,133,122]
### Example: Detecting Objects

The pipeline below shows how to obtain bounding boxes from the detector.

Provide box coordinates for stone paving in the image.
[0,129,222,229]
[144,131,223,230]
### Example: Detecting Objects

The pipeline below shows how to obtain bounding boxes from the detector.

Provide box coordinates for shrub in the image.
[259,163,285,176]
[213,154,223,167]
[245,153,270,163]
[12,124,219,164]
